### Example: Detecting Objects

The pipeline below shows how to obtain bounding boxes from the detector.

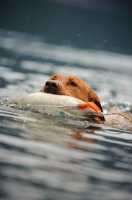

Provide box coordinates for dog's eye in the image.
[50,77,55,80]
[69,81,77,86]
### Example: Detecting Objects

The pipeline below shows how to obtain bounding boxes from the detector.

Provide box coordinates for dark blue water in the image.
[0,28,132,200]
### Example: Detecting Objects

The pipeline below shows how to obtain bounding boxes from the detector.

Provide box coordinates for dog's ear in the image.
[88,90,105,121]
[88,90,103,112]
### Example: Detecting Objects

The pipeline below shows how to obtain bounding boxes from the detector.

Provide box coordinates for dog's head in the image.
[40,74,104,114]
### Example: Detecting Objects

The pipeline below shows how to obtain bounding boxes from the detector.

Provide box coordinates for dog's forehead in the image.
[67,75,88,86]
[49,74,89,87]
[50,74,64,80]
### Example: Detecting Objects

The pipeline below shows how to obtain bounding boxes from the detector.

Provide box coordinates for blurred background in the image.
[0,0,132,53]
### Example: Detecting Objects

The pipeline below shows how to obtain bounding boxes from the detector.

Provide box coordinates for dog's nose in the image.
[45,80,59,92]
